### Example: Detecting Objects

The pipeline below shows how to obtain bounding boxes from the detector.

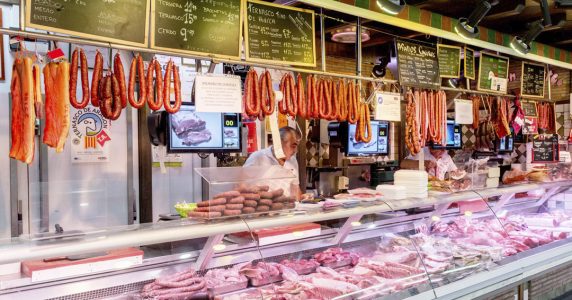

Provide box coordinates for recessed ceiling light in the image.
[331,26,370,43]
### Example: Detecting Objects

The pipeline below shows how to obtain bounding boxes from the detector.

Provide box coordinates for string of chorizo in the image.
[347,81,358,124]
[337,80,348,122]
[260,70,275,116]
[296,74,306,118]
[90,51,103,107]
[98,73,122,120]
[113,53,127,109]
[146,59,164,111]
[162,60,183,114]
[69,48,90,109]
[405,91,421,155]
[278,73,288,115]
[328,79,338,121]
[472,96,481,129]
[285,74,298,116]
[244,69,261,117]
[418,90,427,146]
[128,54,147,109]
[306,75,317,118]
[317,78,329,119]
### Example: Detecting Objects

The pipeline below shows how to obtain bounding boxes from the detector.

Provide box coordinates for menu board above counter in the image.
[25,0,150,46]
[521,61,546,98]
[396,40,440,89]
[151,0,242,58]
[464,47,475,80]
[532,134,559,163]
[437,44,461,78]
[245,0,316,67]
[478,52,509,94]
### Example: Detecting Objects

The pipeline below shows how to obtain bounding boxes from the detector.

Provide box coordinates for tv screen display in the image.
[497,132,514,153]
[347,121,390,156]
[167,105,241,153]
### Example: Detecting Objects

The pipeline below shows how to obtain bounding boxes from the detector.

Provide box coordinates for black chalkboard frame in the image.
[464,46,475,80]
[521,61,546,99]
[244,0,316,67]
[531,134,559,163]
[477,52,510,94]
[150,0,243,59]
[522,101,538,117]
[437,44,461,78]
[25,0,151,47]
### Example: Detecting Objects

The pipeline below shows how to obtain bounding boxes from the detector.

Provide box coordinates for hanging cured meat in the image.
[146,59,163,111]
[295,74,306,119]
[43,61,71,153]
[69,48,90,109]
[306,75,319,119]
[337,80,348,122]
[128,54,147,109]
[98,72,123,121]
[329,79,339,121]
[10,57,38,164]
[244,68,260,118]
[279,73,297,117]
[537,102,555,133]
[492,97,511,139]
[405,90,421,155]
[163,60,183,114]
[355,101,372,143]
[511,95,525,134]
[472,96,481,130]
[113,53,128,109]
[259,70,275,116]
[90,51,103,107]
[347,81,358,124]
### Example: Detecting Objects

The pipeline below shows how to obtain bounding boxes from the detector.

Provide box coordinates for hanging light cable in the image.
[376,0,406,15]
[454,0,495,39]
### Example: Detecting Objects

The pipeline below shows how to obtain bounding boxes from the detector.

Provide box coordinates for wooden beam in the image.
[485,4,526,21]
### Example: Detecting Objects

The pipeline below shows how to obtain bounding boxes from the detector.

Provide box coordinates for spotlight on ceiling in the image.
[376,0,406,15]
[454,0,495,39]
[331,26,370,43]
[510,20,544,55]
[540,0,552,26]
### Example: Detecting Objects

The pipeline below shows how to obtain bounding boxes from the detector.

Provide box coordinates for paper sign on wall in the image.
[194,74,242,113]
[374,92,401,122]
[454,99,473,125]
[523,116,539,134]
[70,106,111,163]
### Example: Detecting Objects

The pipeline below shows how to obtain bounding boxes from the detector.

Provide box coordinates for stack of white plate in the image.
[394,170,429,199]
[376,185,407,200]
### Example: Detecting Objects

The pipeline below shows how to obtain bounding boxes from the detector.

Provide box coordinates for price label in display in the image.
[194,74,242,113]
[396,39,440,89]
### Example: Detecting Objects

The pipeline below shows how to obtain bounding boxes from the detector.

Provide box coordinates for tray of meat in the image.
[321,257,352,269]
[280,259,320,275]
[208,279,248,295]
[249,274,283,287]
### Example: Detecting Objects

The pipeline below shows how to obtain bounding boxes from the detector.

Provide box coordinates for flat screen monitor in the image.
[346,121,390,156]
[432,120,462,150]
[497,131,514,153]
[167,104,241,153]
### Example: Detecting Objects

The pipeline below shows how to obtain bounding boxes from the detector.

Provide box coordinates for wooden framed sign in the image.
[477,52,509,94]
[437,44,461,78]
[396,39,440,89]
[25,0,150,47]
[151,0,243,59]
[521,61,546,98]
[532,134,559,163]
[522,101,538,117]
[464,46,475,80]
[245,0,316,67]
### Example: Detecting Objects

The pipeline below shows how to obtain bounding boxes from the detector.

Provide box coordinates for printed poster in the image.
[374,92,401,122]
[70,106,112,163]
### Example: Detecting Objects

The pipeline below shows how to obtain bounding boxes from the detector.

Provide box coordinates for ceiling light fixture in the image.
[454,0,494,39]
[376,0,406,15]
[510,20,544,55]
[540,0,552,27]
[331,26,370,43]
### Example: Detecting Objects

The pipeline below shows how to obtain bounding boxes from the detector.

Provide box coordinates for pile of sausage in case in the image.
[188,185,296,219]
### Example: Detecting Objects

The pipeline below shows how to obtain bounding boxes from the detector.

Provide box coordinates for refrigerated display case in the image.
[2,181,572,300]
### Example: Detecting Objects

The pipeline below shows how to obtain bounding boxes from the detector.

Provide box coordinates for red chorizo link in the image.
[146,59,163,111]
[164,63,182,113]
[127,55,147,109]
[69,48,90,109]
[108,73,123,120]
[286,74,298,116]
[113,53,127,108]
[98,74,113,119]
[91,51,103,107]
[260,70,275,116]
[279,73,288,115]
[296,74,307,118]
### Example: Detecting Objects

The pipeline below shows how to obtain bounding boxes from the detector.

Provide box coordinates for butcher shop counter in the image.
[1,180,572,299]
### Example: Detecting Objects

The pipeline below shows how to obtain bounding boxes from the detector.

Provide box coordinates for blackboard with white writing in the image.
[26,0,149,46]
[152,0,242,58]
[521,61,546,98]
[532,134,559,163]
[396,40,440,89]
[464,47,476,80]
[245,0,316,67]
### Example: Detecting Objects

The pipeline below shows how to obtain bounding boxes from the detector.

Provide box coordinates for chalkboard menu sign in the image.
[521,61,546,98]
[437,44,461,78]
[151,0,242,58]
[245,0,316,67]
[396,40,440,89]
[532,134,559,163]
[25,0,149,46]
[522,101,538,117]
[464,47,475,80]
[478,52,509,94]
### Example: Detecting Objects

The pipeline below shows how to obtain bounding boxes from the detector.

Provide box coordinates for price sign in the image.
[522,101,538,117]
[478,52,509,93]
[437,44,461,78]
[396,40,440,89]
[521,61,546,98]
[245,0,316,67]
[26,0,150,47]
[532,134,559,163]
[151,0,242,58]
[464,46,476,80]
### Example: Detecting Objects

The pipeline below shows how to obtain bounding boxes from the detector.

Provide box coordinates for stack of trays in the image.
[394,170,428,199]
[376,185,407,200]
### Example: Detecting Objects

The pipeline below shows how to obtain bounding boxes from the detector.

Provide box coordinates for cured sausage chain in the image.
[10,57,40,164]
[537,102,555,133]
[405,90,421,155]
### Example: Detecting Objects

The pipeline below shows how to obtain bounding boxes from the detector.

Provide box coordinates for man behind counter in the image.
[401,147,458,180]
[243,126,302,196]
